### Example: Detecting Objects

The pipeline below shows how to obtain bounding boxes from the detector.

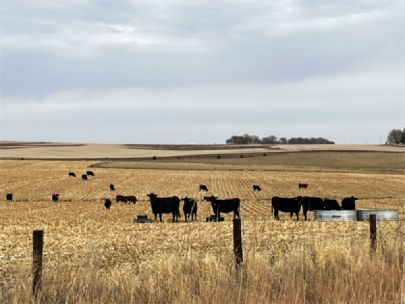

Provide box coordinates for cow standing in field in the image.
[81,174,88,181]
[86,171,94,176]
[116,195,137,204]
[342,196,358,210]
[204,195,240,220]
[126,196,137,204]
[199,185,208,192]
[301,196,324,220]
[104,199,112,209]
[116,195,126,203]
[52,194,59,203]
[147,193,180,222]
[299,183,308,189]
[68,172,76,177]
[6,193,13,202]
[182,197,198,222]
[271,197,302,221]
[110,184,115,191]
[324,199,341,210]
[253,185,262,191]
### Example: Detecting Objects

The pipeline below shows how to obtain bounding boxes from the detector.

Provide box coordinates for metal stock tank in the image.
[313,210,357,221]
[356,210,399,221]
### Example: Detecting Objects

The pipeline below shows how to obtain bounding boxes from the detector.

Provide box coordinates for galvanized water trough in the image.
[133,215,152,223]
[356,210,399,221]
[313,210,357,221]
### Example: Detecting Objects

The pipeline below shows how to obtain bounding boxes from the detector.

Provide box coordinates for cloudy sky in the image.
[0,0,404,144]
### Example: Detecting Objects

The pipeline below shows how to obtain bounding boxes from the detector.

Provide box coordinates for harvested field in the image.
[1,141,404,160]
[95,151,405,173]
[1,160,404,205]
[0,159,404,303]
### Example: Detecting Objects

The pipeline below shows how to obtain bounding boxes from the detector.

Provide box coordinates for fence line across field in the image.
[29,215,382,296]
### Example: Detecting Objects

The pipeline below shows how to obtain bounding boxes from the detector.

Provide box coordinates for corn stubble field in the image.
[1,159,404,303]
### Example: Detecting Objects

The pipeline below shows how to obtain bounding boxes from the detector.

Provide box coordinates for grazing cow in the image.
[116,195,127,203]
[115,195,136,203]
[6,193,13,202]
[104,199,112,209]
[110,184,115,191]
[68,172,76,177]
[86,171,94,176]
[271,197,302,221]
[182,197,197,222]
[301,196,324,220]
[81,174,88,181]
[204,195,240,219]
[299,183,308,189]
[52,194,59,202]
[147,193,180,222]
[342,196,358,210]
[199,184,208,192]
[324,199,341,210]
[253,185,262,191]
[126,196,137,204]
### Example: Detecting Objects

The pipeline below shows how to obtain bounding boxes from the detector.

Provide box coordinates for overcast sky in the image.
[0,0,404,144]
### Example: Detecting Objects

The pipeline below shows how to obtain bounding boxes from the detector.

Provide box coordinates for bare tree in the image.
[262,135,278,144]
[278,137,287,144]
[386,129,403,144]
[225,134,334,145]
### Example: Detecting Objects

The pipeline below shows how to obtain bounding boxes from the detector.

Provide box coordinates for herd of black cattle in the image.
[3,171,358,222]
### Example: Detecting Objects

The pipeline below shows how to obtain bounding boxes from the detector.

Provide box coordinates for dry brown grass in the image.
[0,160,404,303]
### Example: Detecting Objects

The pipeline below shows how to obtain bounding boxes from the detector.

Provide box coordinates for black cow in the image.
[116,195,126,203]
[147,193,180,222]
[199,184,208,192]
[253,185,262,191]
[301,196,324,220]
[126,196,137,204]
[271,196,302,221]
[204,195,240,219]
[6,193,13,202]
[182,197,197,222]
[116,195,137,204]
[81,174,88,181]
[342,196,358,210]
[110,184,115,191]
[68,172,76,177]
[52,194,59,202]
[324,199,341,210]
[299,183,308,189]
[104,199,112,209]
[86,171,94,176]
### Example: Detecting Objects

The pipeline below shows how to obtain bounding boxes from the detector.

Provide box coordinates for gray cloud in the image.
[0,0,404,143]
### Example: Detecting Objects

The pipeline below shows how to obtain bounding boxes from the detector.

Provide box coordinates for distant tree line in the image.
[386,128,405,145]
[225,134,335,145]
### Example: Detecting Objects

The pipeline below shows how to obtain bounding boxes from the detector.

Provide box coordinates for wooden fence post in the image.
[369,214,377,254]
[32,230,44,296]
[233,218,243,266]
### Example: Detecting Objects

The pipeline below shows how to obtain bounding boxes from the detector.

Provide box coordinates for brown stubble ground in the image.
[94,151,405,173]
[0,159,404,303]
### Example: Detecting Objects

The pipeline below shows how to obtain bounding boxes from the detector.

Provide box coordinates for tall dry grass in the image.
[3,223,404,304]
